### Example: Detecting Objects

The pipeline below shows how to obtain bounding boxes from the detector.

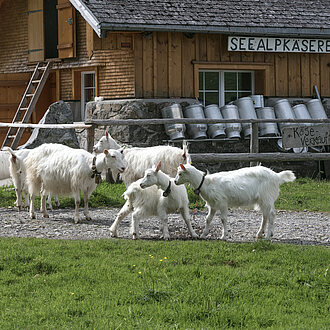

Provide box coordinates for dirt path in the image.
[0,207,329,245]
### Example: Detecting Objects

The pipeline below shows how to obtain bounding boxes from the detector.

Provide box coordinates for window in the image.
[199,70,254,107]
[81,72,95,120]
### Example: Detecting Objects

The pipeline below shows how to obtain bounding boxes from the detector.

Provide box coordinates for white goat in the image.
[1,148,30,211]
[93,131,190,186]
[110,162,198,240]
[174,164,296,240]
[1,148,60,211]
[24,143,126,223]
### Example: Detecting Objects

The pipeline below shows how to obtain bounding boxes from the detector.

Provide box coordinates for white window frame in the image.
[81,71,95,120]
[199,70,255,107]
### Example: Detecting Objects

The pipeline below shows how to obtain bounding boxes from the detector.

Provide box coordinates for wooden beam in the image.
[191,152,330,163]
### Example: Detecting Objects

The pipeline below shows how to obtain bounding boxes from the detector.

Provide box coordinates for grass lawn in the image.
[0,178,329,328]
[0,238,329,329]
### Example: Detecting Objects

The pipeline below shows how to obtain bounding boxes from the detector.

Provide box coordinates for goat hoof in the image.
[109,230,117,238]
[85,216,92,221]
[74,218,80,224]
[43,214,49,218]
[30,214,36,220]
[132,233,138,240]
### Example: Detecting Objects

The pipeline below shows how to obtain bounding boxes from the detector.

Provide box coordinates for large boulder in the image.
[19,101,80,149]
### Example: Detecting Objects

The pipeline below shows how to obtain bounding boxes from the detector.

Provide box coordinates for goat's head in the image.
[174,163,190,185]
[103,149,126,173]
[93,131,121,153]
[140,161,161,189]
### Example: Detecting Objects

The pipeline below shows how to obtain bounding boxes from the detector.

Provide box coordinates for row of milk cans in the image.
[161,97,327,140]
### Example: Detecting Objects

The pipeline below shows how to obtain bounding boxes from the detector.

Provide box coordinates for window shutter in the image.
[57,0,76,58]
[28,0,44,62]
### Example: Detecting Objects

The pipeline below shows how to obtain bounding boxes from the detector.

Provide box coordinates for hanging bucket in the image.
[234,96,257,137]
[255,107,280,137]
[161,103,186,140]
[220,104,241,139]
[306,99,327,119]
[274,99,295,132]
[292,104,312,126]
[204,104,226,138]
[183,104,207,139]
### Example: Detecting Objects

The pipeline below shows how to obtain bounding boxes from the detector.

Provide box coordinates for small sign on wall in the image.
[282,124,330,148]
[228,36,330,53]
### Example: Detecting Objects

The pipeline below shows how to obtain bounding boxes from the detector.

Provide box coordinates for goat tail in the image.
[277,170,296,184]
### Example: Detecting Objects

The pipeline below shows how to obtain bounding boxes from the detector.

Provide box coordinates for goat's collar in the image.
[162,181,171,197]
[91,156,102,184]
[194,172,207,196]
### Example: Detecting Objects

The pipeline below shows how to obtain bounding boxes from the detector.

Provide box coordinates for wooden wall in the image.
[134,32,330,98]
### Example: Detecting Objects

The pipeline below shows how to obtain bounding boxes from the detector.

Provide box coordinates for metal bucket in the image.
[274,99,295,132]
[204,104,226,138]
[161,103,186,140]
[255,107,280,136]
[292,104,312,126]
[183,104,207,139]
[250,95,264,108]
[235,96,257,137]
[306,99,328,119]
[220,104,242,139]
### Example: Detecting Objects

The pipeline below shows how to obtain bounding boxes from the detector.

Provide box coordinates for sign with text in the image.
[228,36,330,53]
[282,124,330,148]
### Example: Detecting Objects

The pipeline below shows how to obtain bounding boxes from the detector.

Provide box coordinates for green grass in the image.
[1,178,329,212]
[0,238,329,329]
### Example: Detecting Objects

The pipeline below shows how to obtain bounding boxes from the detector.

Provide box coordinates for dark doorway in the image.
[44,0,58,59]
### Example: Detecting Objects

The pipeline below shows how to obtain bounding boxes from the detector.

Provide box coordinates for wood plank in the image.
[275,53,288,96]
[57,1,76,58]
[310,54,320,96]
[288,53,301,96]
[168,32,182,97]
[207,34,220,62]
[182,34,196,97]
[219,34,230,62]
[156,31,168,97]
[264,53,275,96]
[142,33,154,98]
[301,53,311,96]
[198,34,207,61]
[134,34,143,98]
[28,0,44,62]
[320,53,330,97]
[0,80,28,87]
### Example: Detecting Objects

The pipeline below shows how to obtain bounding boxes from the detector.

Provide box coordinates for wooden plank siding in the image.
[134,32,330,99]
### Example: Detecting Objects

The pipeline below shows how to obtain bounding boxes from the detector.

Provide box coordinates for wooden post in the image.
[86,124,95,153]
[250,122,259,167]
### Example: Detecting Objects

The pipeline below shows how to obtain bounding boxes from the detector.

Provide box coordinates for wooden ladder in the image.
[1,62,52,149]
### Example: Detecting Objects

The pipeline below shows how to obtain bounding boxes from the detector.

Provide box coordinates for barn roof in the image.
[70,0,330,38]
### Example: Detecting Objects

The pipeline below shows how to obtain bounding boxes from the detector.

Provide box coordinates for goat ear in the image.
[156,161,161,172]
[105,131,109,140]
[103,149,109,155]
[12,154,17,163]
[180,164,186,171]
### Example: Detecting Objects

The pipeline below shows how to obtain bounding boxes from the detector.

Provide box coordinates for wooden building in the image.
[0,0,329,146]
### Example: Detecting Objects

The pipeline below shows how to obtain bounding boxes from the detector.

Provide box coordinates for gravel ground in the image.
[0,207,329,245]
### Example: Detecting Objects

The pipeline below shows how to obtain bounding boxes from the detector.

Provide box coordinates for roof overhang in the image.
[70,0,101,37]
[100,23,330,38]
[70,0,330,39]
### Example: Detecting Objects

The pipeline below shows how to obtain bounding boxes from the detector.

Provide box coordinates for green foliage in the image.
[0,238,329,328]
